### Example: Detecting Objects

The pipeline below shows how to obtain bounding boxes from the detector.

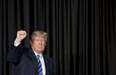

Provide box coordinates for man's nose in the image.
[39,41,42,45]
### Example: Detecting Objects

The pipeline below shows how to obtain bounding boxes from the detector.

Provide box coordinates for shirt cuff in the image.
[14,41,20,46]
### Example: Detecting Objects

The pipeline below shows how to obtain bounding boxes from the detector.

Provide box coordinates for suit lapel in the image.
[28,48,37,62]
[28,48,38,71]
[43,54,49,75]
[28,49,50,75]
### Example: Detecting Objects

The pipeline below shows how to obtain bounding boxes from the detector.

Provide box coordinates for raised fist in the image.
[15,30,27,43]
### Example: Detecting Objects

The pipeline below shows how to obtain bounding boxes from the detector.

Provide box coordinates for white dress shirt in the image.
[33,51,46,75]
[14,41,46,75]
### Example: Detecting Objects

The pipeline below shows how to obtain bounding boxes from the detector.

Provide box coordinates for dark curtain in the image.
[0,0,116,75]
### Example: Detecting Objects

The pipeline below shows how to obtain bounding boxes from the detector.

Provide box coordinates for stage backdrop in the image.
[0,0,116,75]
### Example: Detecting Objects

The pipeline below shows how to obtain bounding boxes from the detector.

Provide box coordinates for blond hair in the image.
[30,31,48,42]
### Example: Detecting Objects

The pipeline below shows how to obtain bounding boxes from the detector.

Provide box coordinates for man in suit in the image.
[7,30,55,75]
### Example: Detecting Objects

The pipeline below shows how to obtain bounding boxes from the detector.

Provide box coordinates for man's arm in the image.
[7,30,27,65]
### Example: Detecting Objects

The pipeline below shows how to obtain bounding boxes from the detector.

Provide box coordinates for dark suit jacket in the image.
[7,44,55,75]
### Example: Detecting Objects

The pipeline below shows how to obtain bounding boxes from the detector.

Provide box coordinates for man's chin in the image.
[37,49,44,52]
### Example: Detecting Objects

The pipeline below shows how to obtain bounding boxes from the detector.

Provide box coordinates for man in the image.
[7,30,55,75]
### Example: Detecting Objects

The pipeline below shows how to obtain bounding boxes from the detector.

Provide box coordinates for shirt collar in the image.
[33,51,42,58]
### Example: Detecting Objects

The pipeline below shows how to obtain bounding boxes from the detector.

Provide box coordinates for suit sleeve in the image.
[7,44,22,65]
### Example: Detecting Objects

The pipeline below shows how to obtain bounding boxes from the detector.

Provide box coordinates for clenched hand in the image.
[15,30,27,43]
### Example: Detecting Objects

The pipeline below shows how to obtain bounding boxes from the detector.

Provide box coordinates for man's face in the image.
[30,36,46,53]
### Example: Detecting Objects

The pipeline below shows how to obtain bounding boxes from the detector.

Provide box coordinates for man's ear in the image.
[30,41,32,45]
[44,43,46,46]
